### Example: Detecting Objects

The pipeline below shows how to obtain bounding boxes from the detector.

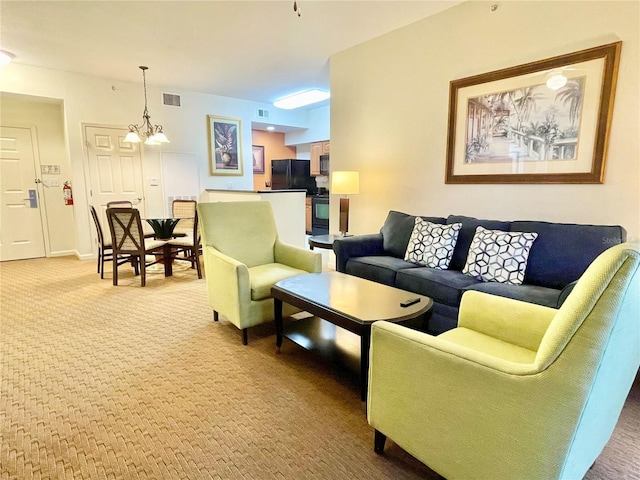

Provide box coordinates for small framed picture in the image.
[252,145,265,174]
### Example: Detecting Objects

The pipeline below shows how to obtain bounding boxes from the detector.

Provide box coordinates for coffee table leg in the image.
[361,328,371,402]
[275,297,283,353]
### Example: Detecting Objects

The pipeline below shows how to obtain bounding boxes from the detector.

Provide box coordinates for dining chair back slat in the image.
[106,207,166,287]
[168,209,202,279]
[107,200,133,208]
[172,199,197,234]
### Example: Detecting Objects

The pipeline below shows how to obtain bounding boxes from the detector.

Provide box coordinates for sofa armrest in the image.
[457,291,557,352]
[274,240,322,273]
[333,233,384,272]
[557,280,578,307]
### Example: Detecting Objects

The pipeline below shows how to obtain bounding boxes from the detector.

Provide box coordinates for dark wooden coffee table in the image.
[271,271,433,401]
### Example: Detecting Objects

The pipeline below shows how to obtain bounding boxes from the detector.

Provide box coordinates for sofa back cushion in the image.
[510,221,626,289]
[380,211,446,258]
[447,215,510,271]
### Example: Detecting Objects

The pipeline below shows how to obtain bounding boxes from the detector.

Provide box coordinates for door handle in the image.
[26,189,38,208]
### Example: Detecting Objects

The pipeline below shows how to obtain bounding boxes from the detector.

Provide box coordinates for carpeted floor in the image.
[1,256,638,479]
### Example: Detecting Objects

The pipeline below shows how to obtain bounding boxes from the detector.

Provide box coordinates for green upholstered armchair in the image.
[368,242,640,480]
[197,201,322,345]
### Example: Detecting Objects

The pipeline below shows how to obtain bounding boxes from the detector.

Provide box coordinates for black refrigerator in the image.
[271,159,317,195]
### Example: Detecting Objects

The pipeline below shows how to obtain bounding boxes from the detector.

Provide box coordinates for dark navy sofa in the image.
[333,211,626,334]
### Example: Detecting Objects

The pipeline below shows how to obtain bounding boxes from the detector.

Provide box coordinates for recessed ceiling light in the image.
[273,89,330,110]
[266,126,276,131]
[0,50,15,67]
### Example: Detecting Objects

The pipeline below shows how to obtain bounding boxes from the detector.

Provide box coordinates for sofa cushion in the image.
[404,218,462,269]
[346,256,419,286]
[510,221,626,289]
[463,281,561,309]
[462,227,538,285]
[447,215,511,271]
[380,211,446,258]
[396,268,481,307]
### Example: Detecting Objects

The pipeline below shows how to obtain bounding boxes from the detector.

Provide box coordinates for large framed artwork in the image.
[445,42,621,184]
[207,115,243,176]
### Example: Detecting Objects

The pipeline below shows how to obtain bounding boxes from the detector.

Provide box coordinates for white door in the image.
[85,125,145,229]
[0,126,47,261]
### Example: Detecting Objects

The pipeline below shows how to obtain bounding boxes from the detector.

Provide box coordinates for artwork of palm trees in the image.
[214,121,239,168]
[465,78,584,163]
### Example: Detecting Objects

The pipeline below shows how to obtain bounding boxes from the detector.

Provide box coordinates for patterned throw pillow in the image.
[462,226,538,285]
[404,218,462,269]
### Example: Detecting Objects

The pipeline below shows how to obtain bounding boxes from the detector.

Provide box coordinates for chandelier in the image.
[124,66,169,145]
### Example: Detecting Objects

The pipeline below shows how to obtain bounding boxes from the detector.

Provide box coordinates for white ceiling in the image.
[1,1,461,109]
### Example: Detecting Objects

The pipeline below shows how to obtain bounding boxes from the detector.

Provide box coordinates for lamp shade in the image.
[332,171,359,195]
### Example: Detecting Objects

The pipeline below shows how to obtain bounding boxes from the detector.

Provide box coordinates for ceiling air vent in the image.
[162,93,181,107]
[257,108,269,119]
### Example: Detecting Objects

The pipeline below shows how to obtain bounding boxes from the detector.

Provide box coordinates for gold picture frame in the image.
[445,42,621,184]
[207,115,243,176]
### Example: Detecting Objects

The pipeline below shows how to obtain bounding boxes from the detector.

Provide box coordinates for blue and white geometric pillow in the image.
[404,218,462,269]
[462,226,538,285]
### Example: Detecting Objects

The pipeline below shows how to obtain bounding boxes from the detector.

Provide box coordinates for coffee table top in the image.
[272,271,432,327]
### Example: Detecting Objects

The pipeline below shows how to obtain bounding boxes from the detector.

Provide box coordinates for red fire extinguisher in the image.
[63,181,74,206]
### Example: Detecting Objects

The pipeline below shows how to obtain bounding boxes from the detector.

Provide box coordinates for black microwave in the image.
[319,154,330,175]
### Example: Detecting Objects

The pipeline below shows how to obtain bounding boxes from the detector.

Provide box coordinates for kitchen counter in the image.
[200,189,306,247]
[204,189,307,194]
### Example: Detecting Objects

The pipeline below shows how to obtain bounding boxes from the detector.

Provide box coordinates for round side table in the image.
[308,234,342,250]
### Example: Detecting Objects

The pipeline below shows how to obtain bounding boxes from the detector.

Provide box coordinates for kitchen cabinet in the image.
[310,140,329,176]
[305,197,312,234]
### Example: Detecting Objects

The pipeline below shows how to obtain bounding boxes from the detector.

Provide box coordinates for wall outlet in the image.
[226,182,233,189]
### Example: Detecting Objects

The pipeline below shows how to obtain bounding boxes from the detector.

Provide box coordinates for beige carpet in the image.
[1,256,638,479]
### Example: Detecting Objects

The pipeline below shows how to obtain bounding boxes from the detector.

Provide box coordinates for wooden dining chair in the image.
[89,205,112,279]
[172,199,197,237]
[106,207,167,287]
[106,200,156,237]
[168,210,202,279]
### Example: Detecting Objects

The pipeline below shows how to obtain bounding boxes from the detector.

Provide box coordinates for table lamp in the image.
[332,171,360,236]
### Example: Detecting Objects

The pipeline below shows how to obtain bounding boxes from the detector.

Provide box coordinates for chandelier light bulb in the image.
[124,130,141,143]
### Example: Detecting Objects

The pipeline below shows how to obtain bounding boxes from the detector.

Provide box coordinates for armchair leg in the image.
[213,311,219,322]
[242,328,248,345]
[374,430,386,454]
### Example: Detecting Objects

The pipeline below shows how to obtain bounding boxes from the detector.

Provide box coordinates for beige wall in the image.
[330,1,640,240]
[0,94,75,255]
[0,64,322,259]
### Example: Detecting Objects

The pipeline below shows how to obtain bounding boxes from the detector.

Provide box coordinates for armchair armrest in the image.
[333,233,384,272]
[274,240,322,273]
[458,291,557,352]
[202,245,251,319]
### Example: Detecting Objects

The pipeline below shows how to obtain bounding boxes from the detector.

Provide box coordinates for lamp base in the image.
[339,197,350,236]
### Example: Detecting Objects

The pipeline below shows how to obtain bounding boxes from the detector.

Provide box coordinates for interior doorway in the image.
[0,126,47,261]
[84,125,145,232]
